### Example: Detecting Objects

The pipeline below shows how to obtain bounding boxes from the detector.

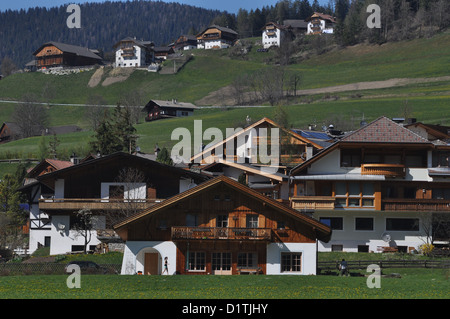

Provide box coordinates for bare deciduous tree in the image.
[11,93,49,138]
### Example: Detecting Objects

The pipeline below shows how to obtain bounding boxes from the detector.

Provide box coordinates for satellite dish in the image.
[381,232,391,242]
[57,223,66,231]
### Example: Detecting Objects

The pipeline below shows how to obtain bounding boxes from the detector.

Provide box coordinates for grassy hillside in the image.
[0,32,449,176]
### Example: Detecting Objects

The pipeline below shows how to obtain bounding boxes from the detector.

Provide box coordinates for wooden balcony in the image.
[291,196,335,210]
[171,227,272,241]
[361,164,406,177]
[382,199,450,212]
[39,198,159,211]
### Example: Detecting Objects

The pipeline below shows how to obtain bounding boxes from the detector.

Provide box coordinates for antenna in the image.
[381,232,391,243]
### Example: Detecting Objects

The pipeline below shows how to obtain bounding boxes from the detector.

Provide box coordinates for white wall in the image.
[315,210,428,253]
[115,45,145,67]
[121,241,177,275]
[49,215,105,255]
[100,182,147,201]
[266,242,317,275]
[262,28,281,49]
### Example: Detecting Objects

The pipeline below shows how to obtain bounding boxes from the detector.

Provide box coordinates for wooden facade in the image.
[33,42,102,69]
[114,176,331,275]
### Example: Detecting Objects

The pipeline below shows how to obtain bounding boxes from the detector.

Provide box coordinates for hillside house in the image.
[114,37,155,68]
[306,12,336,35]
[196,25,238,50]
[262,22,292,49]
[173,35,198,51]
[114,175,331,275]
[143,99,198,121]
[289,116,450,253]
[154,47,175,61]
[283,19,308,35]
[33,41,103,69]
[19,152,208,255]
[0,122,20,143]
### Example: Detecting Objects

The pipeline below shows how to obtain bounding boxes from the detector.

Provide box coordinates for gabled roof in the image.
[113,37,154,49]
[283,19,308,29]
[33,41,102,60]
[191,117,323,163]
[143,99,198,111]
[27,159,73,178]
[263,21,292,31]
[113,175,331,242]
[289,116,434,176]
[341,116,430,144]
[36,152,208,183]
[200,159,288,182]
[404,122,450,141]
[306,12,336,23]
[196,25,238,37]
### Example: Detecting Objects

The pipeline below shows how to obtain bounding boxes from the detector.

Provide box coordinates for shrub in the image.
[419,243,434,256]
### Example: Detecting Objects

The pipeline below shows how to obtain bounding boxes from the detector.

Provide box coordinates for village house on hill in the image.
[196,25,239,50]
[306,12,336,35]
[142,99,198,121]
[33,41,103,69]
[113,37,155,68]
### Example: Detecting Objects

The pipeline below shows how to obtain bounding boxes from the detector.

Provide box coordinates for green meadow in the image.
[0,268,448,299]
[0,32,449,176]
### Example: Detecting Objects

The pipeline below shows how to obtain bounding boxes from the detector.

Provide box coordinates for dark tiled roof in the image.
[342,116,430,143]
[33,42,102,60]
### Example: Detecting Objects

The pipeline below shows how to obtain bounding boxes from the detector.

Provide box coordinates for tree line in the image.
[1,0,448,70]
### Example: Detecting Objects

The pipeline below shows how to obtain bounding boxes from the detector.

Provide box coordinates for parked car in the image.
[65,261,111,274]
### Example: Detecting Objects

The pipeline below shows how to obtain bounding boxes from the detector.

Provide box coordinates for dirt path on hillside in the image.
[196,75,450,106]
[294,76,450,95]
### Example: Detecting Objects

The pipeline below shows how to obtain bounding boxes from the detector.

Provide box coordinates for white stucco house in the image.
[289,116,450,253]
[306,12,336,35]
[196,25,238,50]
[262,22,292,49]
[113,37,155,68]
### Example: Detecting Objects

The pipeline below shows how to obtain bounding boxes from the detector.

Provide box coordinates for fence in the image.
[318,260,450,273]
[0,263,121,275]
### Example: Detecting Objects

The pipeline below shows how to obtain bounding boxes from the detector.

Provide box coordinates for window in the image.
[386,218,419,231]
[246,215,258,228]
[432,188,450,200]
[188,252,205,271]
[281,253,302,272]
[341,150,361,167]
[334,182,375,208]
[217,215,228,228]
[237,252,257,268]
[109,185,124,200]
[186,214,198,227]
[355,218,374,231]
[320,217,343,230]
[276,220,286,229]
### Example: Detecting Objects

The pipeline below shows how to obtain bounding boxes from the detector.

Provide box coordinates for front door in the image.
[212,252,232,275]
[144,253,159,275]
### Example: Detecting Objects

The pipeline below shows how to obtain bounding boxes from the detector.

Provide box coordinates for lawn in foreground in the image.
[1,269,448,299]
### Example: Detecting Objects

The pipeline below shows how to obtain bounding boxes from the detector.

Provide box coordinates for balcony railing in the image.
[39,198,160,211]
[291,196,335,210]
[382,199,450,212]
[361,164,406,177]
[171,226,272,241]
